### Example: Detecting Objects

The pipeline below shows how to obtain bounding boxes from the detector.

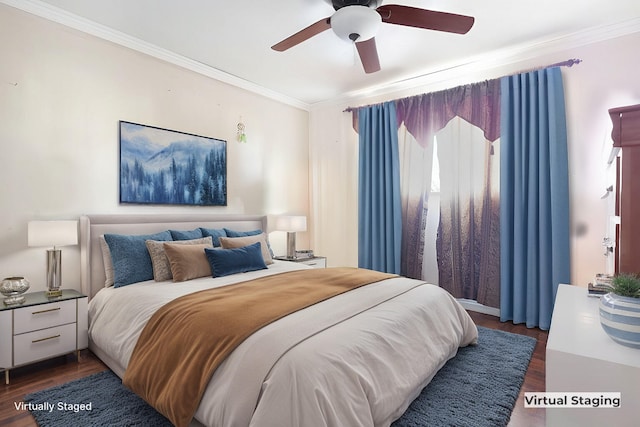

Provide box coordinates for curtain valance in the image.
[395,79,501,146]
[349,79,501,145]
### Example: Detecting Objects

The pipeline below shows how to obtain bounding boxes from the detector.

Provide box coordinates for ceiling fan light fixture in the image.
[331,5,381,42]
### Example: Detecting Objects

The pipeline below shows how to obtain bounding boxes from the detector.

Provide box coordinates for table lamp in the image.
[274,215,307,259]
[28,220,78,297]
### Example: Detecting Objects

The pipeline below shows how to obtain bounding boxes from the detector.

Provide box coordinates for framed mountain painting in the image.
[119,121,227,206]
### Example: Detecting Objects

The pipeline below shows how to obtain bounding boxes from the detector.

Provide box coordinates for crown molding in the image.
[4,0,639,111]
[1,0,312,111]
[316,17,640,109]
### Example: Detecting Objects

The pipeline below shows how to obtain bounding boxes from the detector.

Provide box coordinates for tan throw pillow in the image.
[163,243,213,282]
[146,237,212,281]
[219,233,273,265]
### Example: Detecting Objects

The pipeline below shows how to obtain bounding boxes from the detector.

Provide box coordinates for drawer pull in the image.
[32,307,61,315]
[32,334,61,344]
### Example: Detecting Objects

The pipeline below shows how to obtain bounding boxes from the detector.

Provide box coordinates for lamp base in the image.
[286,231,297,259]
[46,289,63,298]
[46,249,62,298]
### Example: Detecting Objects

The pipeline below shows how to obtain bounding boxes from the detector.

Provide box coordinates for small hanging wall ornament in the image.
[237,118,247,143]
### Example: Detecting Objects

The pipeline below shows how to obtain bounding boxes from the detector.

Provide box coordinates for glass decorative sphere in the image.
[1,276,30,305]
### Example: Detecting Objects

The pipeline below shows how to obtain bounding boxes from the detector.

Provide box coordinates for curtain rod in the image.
[511,58,582,76]
[343,58,582,113]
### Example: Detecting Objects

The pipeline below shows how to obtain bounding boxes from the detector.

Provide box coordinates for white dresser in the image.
[546,284,640,427]
[0,289,88,384]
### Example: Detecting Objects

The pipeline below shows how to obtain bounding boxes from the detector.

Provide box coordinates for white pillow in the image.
[99,235,114,287]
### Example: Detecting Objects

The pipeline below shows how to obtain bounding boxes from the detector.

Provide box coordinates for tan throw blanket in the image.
[123,267,396,427]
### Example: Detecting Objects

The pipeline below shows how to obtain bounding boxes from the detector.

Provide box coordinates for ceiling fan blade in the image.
[271,17,332,51]
[377,5,474,34]
[355,37,381,74]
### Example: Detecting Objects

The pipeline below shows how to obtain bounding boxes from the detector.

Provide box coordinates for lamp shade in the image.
[274,216,307,232]
[28,220,78,248]
[331,5,381,42]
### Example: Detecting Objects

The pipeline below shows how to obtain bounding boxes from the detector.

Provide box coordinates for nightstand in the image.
[0,289,88,385]
[274,256,327,269]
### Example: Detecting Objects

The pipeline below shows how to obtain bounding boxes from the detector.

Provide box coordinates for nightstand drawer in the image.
[13,323,77,365]
[13,299,76,334]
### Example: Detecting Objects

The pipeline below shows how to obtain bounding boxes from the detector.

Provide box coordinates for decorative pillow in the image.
[223,228,275,257]
[200,228,227,247]
[205,242,267,277]
[103,230,173,288]
[223,228,261,238]
[170,228,204,241]
[99,236,115,287]
[163,243,213,282]
[146,237,213,281]
[219,233,274,265]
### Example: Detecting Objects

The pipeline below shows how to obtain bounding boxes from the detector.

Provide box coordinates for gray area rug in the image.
[25,326,535,427]
[392,326,536,427]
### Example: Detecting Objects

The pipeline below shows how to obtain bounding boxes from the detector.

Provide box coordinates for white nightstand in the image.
[546,284,640,427]
[274,256,327,268]
[0,289,88,384]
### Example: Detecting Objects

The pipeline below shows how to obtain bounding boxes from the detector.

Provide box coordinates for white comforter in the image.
[89,262,477,427]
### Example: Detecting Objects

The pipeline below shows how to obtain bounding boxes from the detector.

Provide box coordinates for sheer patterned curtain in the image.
[395,81,501,302]
[435,118,501,307]
[500,67,571,330]
[397,124,433,279]
[357,101,402,274]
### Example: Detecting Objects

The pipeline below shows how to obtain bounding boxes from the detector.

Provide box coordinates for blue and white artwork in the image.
[119,121,227,206]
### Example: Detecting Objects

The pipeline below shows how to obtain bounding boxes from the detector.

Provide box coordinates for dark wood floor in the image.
[1,312,546,427]
[0,350,108,427]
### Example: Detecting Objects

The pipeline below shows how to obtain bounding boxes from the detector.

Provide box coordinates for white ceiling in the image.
[7,0,640,108]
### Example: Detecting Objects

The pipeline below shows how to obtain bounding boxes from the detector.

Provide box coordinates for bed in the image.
[79,214,478,427]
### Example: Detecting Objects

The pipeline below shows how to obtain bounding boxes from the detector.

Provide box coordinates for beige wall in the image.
[309,32,640,288]
[0,5,310,292]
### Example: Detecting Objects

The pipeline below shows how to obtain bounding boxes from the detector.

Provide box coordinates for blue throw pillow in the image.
[223,228,262,237]
[205,242,267,277]
[170,228,203,240]
[104,230,172,287]
[200,228,227,247]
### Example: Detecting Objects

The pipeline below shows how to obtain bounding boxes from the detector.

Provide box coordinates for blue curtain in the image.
[358,101,402,274]
[500,67,571,330]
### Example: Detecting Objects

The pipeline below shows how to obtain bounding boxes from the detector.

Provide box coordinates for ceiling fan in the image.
[271,0,475,74]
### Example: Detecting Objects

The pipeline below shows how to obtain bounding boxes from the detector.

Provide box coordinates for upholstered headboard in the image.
[79,214,268,299]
